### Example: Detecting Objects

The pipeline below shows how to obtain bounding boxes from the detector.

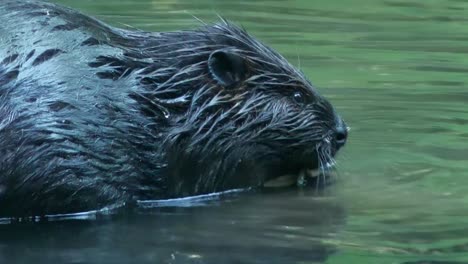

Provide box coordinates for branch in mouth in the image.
[263,168,323,188]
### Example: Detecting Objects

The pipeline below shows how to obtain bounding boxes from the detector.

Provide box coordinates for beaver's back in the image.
[0,1,166,216]
[0,0,135,89]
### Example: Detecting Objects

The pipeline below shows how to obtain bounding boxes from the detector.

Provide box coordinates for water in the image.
[2,0,468,263]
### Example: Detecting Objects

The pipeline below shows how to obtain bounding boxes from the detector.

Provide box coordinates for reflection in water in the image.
[1,0,468,263]
[0,190,345,264]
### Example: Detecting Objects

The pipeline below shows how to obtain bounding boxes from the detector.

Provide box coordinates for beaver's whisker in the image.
[184,10,207,26]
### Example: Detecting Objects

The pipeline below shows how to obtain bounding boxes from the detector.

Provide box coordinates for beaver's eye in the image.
[292,91,306,104]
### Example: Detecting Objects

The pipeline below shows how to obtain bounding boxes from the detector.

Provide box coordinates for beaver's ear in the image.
[208,50,247,87]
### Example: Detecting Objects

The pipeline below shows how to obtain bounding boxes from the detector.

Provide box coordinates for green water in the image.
[5,0,468,263]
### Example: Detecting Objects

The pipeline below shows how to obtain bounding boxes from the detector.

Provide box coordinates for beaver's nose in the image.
[335,119,348,150]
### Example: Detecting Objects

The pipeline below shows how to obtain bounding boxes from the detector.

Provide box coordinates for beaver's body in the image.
[0,0,347,217]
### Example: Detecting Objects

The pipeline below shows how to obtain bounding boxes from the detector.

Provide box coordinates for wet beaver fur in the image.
[0,0,348,217]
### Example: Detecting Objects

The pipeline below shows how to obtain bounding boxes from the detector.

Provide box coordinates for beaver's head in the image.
[133,21,347,196]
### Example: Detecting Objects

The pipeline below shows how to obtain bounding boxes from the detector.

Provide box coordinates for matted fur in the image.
[0,0,346,216]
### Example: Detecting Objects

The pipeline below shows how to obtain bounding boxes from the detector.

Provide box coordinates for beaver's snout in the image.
[334,118,348,151]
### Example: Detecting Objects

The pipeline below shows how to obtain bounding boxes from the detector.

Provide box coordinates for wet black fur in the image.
[0,0,346,216]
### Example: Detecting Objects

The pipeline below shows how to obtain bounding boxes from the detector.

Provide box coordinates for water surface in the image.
[2,0,468,263]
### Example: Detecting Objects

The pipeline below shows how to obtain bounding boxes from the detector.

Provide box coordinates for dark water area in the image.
[2,0,468,263]
[0,190,344,264]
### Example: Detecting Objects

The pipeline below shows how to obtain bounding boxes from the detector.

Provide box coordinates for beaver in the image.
[0,0,347,217]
